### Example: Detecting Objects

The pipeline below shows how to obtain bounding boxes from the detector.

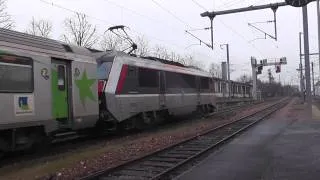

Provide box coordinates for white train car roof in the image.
[0,28,95,63]
[99,50,212,78]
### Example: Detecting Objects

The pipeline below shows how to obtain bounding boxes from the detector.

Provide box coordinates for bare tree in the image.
[62,13,98,48]
[209,62,222,78]
[152,45,170,59]
[100,33,124,51]
[181,54,205,70]
[151,45,204,70]
[0,0,13,29]
[26,17,52,38]
[134,35,150,57]
[169,51,183,62]
[237,74,252,83]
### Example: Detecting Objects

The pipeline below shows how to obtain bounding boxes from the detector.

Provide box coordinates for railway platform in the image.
[176,99,320,180]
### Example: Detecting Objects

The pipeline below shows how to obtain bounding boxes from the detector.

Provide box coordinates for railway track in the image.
[80,98,289,180]
[0,100,259,165]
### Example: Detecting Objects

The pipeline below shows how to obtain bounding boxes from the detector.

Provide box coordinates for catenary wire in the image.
[150,0,195,29]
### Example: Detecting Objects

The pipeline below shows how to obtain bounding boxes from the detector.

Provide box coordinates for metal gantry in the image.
[251,57,287,100]
[200,0,316,115]
[200,2,288,48]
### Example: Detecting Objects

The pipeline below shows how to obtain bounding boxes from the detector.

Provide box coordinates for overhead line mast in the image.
[199,0,316,115]
[200,2,288,49]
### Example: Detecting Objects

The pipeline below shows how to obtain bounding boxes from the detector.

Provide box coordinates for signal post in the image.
[251,57,287,100]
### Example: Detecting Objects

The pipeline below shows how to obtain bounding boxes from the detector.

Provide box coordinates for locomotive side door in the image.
[51,59,72,128]
[159,71,166,108]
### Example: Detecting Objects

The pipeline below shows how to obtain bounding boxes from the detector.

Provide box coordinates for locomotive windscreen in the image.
[97,61,113,80]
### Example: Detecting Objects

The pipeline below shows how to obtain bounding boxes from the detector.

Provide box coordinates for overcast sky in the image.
[5,0,320,85]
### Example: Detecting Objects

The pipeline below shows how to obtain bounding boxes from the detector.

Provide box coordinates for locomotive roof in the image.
[0,28,65,53]
[96,51,252,87]
[97,50,212,77]
[0,28,94,62]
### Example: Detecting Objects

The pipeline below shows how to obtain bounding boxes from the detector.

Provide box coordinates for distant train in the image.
[0,28,252,154]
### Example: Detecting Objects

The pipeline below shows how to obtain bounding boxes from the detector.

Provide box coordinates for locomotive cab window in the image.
[97,61,113,80]
[0,54,33,92]
[127,66,137,77]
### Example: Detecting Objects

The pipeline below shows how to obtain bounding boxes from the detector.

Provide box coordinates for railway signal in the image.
[280,57,287,64]
[200,0,316,115]
[251,57,287,100]
[257,65,263,74]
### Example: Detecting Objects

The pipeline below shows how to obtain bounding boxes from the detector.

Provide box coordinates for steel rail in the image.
[80,98,289,180]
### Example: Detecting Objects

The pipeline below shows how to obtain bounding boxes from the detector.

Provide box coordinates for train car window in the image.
[138,67,158,87]
[160,71,165,93]
[200,77,209,89]
[196,76,200,91]
[57,65,66,91]
[231,84,234,94]
[166,71,179,88]
[222,83,226,93]
[212,80,215,92]
[166,71,196,89]
[97,62,113,80]
[0,54,33,92]
[246,87,250,94]
[182,74,196,88]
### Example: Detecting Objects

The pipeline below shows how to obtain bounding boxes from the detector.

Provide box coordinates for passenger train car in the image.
[0,29,251,154]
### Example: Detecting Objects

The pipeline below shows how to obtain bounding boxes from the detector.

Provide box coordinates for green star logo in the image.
[75,70,96,107]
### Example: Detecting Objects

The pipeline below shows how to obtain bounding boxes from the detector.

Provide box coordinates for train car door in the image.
[51,59,72,128]
[159,71,166,107]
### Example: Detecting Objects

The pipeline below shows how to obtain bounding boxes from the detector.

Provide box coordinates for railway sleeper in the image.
[176,143,209,149]
[183,143,211,148]
[149,157,182,163]
[126,165,166,173]
[106,174,143,180]
[157,153,192,159]
[112,169,155,178]
[141,161,176,168]
[169,149,199,154]
[191,138,215,143]
[172,147,204,152]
